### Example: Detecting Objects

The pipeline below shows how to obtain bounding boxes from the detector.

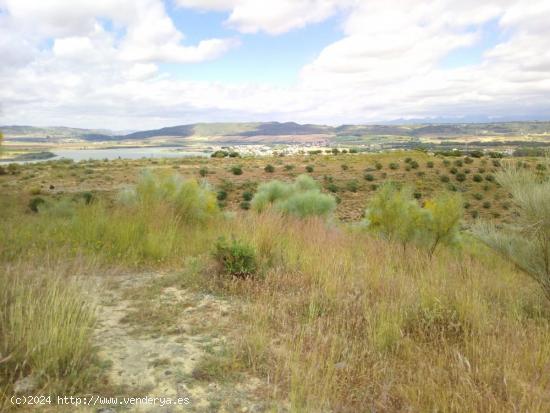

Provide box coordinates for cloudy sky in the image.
[1,0,549,130]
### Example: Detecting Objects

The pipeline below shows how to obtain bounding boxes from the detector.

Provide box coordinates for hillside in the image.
[2,121,550,149]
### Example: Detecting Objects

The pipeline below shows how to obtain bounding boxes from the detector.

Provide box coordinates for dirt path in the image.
[89,272,274,413]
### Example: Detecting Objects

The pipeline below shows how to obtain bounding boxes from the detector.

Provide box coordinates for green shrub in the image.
[214,237,257,278]
[120,171,219,225]
[456,173,466,182]
[242,191,253,201]
[284,164,294,171]
[28,197,46,212]
[341,164,349,171]
[278,191,336,219]
[364,173,374,181]
[240,201,251,210]
[375,162,383,170]
[426,161,434,168]
[485,174,495,182]
[473,161,550,298]
[326,183,338,193]
[212,150,228,158]
[471,210,479,218]
[229,152,240,158]
[389,163,399,170]
[454,160,463,167]
[217,190,227,201]
[473,193,483,200]
[464,157,473,164]
[365,183,428,247]
[405,157,412,164]
[473,174,483,182]
[450,167,458,175]
[251,175,336,219]
[440,175,450,183]
[482,201,491,209]
[346,180,359,193]
[413,191,422,199]
[305,165,314,173]
[199,167,208,177]
[410,160,419,169]
[231,166,243,175]
[264,164,275,173]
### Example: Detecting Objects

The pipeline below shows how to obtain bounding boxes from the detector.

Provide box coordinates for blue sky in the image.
[162,4,345,85]
[0,0,549,129]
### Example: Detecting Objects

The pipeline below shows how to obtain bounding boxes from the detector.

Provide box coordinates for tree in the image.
[473,160,550,300]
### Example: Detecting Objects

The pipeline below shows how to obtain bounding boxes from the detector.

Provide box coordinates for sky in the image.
[0,0,549,130]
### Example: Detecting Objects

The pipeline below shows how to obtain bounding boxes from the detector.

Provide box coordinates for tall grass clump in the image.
[251,175,336,218]
[473,160,550,299]
[119,170,218,225]
[0,267,96,405]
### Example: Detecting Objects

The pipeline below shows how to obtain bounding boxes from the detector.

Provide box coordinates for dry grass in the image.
[1,154,550,411]
[186,212,550,412]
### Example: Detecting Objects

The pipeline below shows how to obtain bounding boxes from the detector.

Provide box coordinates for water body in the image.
[1,146,211,163]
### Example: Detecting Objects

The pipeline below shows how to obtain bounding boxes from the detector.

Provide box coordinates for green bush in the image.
[326,183,338,193]
[450,167,458,175]
[473,193,483,200]
[346,180,359,192]
[231,166,243,175]
[410,160,419,169]
[28,197,46,212]
[217,190,227,201]
[264,164,275,173]
[375,162,383,170]
[389,163,399,170]
[305,165,314,173]
[240,201,251,210]
[251,175,336,219]
[473,161,550,298]
[214,237,257,278]
[482,201,491,209]
[242,191,253,201]
[278,191,336,219]
[341,164,349,171]
[426,161,434,168]
[284,164,294,171]
[364,173,375,181]
[119,171,219,225]
[229,152,240,158]
[455,173,466,182]
[199,167,208,177]
[440,175,450,183]
[473,174,483,182]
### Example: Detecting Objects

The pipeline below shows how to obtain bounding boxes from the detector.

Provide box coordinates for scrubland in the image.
[1,151,550,412]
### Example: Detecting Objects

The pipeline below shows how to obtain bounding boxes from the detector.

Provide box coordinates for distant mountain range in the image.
[2,121,550,145]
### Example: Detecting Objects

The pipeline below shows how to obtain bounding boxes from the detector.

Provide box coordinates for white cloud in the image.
[176,0,345,35]
[1,0,550,129]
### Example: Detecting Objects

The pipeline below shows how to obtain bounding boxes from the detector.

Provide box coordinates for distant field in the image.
[1,151,546,224]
